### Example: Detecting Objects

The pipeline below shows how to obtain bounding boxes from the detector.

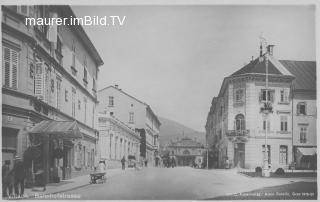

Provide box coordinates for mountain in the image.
[158,117,205,146]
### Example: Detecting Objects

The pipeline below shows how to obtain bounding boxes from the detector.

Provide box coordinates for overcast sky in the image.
[73,5,315,132]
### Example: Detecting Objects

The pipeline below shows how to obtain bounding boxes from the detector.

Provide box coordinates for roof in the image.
[231,57,282,76]
[58,6,104,66]
[29,120,83,139]
[168,137,204,148]
[98,86,161,126]
[280,60,316,91]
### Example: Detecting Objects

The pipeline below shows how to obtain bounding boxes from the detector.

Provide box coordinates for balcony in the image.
[226,130,249,137]
[260,102,273,114]
[226,130,249,142]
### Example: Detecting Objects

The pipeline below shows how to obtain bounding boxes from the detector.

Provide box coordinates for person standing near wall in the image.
[121,156,126,170]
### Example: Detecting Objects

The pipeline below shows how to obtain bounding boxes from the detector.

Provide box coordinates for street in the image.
[59,167,316,200]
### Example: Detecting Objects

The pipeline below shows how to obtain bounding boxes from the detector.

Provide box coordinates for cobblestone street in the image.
[57,167,316,200]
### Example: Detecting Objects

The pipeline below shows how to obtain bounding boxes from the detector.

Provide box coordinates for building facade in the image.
[2,5,103,182]
[166,137,205,167]
[97,85,161,166]
[97,111,140,168]
[206,46,317,170]
[281,61,317,169]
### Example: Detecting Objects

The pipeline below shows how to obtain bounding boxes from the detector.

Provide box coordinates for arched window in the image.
[235,114,245,131]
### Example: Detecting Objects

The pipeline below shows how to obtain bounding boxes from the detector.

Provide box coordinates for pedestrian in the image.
[99,160,106,172]
[171,157,176,168]
[9,156,26,197]
[2,160,13,197]
[225,158,230,169]
[121,156,126,170]
[144,159,148,167]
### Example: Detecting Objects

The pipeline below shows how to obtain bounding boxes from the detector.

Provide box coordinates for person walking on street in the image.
[10,156,26,197]
[144,159,148,167]
[171,157,176,168]
[121,156,126,170]
[2,160,13,197]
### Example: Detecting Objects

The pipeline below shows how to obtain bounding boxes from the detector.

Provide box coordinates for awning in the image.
[29,120,83,139]
[297,147,317,156]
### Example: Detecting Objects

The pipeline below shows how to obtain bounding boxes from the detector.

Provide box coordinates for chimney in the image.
[259,42,263,57]
[115,84,118,89]
[267,45,275,56]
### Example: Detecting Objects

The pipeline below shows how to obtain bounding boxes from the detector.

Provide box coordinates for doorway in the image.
[234,143,245,168]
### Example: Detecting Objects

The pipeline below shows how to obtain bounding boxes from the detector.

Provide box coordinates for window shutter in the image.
[35,62,44,100]
[297,104,300,115]
[3,47,11,87]
[11,50,18,89]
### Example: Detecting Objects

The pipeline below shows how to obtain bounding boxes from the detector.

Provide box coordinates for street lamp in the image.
[260,37,271,177]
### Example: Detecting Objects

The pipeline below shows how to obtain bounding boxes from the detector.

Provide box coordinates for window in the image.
[72,88,76,117]
[260,89,274,102]
[3,47,19,89]
[297,102,306,115]
[65,89,68,102]
[93,78,96,92]
[279,145,288,164]
[235,114,245,131]
[263,120,270,131]
[83,67,88,84]
[29,63,34,79]
[262,145,271,164]
[129,112,134,124]
[235,89,244,103]
[109,96,114,107]
[56,78,61,109]
[300,127,307,143]
[280,89,289,103]
[280,116,288,132]
[84,97,87,124]
[71,40,77,75]
[78,100,81,110]
[56,36,62,54]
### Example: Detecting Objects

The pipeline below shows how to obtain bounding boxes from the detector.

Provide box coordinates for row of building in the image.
[205,44,316,170]
[2,5,160,184]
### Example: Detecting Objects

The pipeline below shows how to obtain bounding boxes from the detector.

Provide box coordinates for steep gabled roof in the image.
[280,60,316,91]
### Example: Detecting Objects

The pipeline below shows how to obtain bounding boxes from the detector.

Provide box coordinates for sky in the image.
[73,5,316,132]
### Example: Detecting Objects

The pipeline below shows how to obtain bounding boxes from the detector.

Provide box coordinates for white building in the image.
[282,61,317,169]
[207,45,295,170]
[206,45,317,171]
[97,85,161,166]
[97,112,140,168]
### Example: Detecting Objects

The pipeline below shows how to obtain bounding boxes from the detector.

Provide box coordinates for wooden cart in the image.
[89,172,106,184]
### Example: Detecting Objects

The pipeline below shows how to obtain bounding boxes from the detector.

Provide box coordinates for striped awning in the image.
[29,120,83,139]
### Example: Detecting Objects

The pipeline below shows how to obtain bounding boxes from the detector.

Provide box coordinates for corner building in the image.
[2,5,103,182]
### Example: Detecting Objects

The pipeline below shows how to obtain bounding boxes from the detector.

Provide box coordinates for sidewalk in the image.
[6,167,135,200]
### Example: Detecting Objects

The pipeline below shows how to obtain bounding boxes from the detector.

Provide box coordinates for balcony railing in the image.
[226,130,249,137]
